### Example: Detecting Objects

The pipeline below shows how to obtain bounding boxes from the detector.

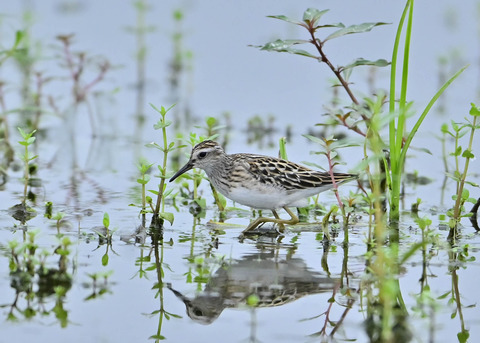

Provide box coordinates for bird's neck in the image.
[203,154,233,178]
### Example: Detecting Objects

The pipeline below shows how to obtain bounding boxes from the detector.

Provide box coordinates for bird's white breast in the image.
[223,185,330,210]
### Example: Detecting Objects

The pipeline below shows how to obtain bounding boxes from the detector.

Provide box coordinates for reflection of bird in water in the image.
[168,252,337,325]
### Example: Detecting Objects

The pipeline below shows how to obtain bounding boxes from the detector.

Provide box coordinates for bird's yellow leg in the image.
[242,207,299,234]
[242,216,278,233]
[272,209,285,233]
[282,206,299,226]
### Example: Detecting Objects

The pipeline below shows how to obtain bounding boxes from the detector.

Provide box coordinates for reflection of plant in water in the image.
[148,231,181,341]
[5,230,73,327]
[84,271,114,301]
[93,212,119,270]
[444,244,475,343]
[411,216,439,330]
[305,241,356,342]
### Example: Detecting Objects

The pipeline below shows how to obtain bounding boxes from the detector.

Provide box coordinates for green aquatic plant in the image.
[146,103,182,228]
[0,30,25,160]
[195,116,226,140]
[135,158,154,214]
[52,212,66,236]
[278,136,288,160]
[303,134,357,241]
[255,3,466,227]
[0,30,25,66]
[17,127,37,203]
[386,0,466,223]
[255,7,389,136]
[443,103,479,239]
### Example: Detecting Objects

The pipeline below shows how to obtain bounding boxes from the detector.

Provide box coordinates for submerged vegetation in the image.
[0,1,479,342]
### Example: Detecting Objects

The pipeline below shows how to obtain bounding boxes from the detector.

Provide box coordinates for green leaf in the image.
[302,161,327,171]
[260,39,309,50]
[205,116,217,127]
[267,14,303,26]
[400,65,468,170]
[343,58,390,70]
[153,120,172,130]
[219,193,227,209]
[453,146,462,156]
[246,294,260,307]
[457,330,470,343]
[258,39,318,59]
[14,30,25,47]
[462,149,474,159]
[461,188,470,200]
[149,103,176,116]
[303,134,326,145]
[303,8,329,25]
[145,142,161,149]
[103,212,110,228]
[160,212,174,225]
[469,103,480,116]
[325,22,389,41]
[149,334,166,340]
[288,48,318,59]
[138,162,154,173]
[440,123,449,134]
[437,291,451,300]
[318,23,345,29]
[467,197,478,204]
[194,198,207,209]
[465,180,479,188]
[102,253,109,266]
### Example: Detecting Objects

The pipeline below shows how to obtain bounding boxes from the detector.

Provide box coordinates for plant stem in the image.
[309,31,359,106]
[388,0,413,223]
[452,115,477,227]
[23,142,29,202]
[441,130,449,173]
[154,122,169,216]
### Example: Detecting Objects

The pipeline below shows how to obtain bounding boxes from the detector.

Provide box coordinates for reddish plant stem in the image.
[326,149,344,211]
[319,286,337,336]
[308,30,360,107]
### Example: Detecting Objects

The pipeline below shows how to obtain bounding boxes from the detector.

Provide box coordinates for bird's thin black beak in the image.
[169,161,193,182]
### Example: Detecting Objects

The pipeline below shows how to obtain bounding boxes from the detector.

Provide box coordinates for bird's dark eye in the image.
[192,307,204,317]
[198,151,207,159]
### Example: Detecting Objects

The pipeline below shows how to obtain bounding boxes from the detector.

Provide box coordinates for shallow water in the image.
[1,1,480,343]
